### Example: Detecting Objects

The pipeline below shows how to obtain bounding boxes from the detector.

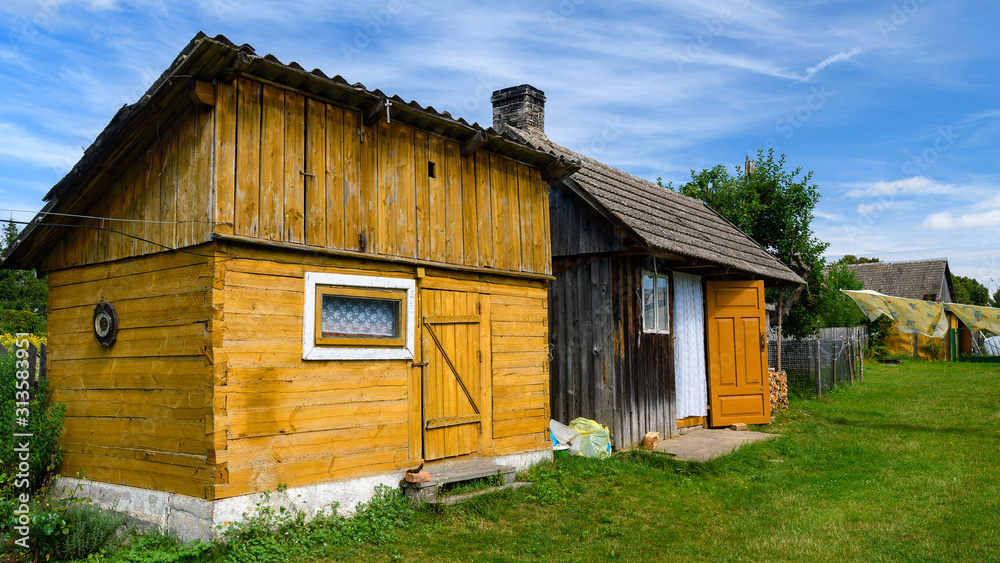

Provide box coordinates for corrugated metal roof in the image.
[501,126,805,285]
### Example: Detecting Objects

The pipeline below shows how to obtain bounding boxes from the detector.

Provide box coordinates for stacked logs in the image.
[769,369,789,410]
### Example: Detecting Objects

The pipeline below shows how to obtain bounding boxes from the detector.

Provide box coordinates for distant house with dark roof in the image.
[845,258,970,359]
[490,85,804,448]
[846,258,955,302]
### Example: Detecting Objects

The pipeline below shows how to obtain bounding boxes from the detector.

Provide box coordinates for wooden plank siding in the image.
[208,246,549,498]
[548,184,676,449]
[38,76,549,279]
[212,78,550,276]
[46,250,216,499]
[39,104,214,273]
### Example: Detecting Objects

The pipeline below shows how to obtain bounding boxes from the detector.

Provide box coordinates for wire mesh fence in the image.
[767,327,865,397]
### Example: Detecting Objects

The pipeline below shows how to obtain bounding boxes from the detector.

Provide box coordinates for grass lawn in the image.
[335,360,1000,562]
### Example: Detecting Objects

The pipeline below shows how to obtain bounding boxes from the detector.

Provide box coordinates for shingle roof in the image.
[501,126,805,285]
[845,259,953,301]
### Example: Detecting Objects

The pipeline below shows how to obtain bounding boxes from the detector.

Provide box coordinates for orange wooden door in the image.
[706,280,771,427]
[421,289,488,460]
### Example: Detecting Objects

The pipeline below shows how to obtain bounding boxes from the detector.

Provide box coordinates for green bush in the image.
[0,309,46,336]
[217,483,413,563]
[57,502,129,560]
[0,347,66,494]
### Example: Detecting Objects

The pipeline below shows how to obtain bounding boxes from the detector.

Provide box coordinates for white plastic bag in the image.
[549,419,581,456]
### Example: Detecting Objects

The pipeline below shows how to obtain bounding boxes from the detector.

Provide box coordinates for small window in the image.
[641,271,670,334]
[315,286,406,347]
[304,273,415,360]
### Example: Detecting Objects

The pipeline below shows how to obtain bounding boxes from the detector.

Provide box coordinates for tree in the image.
[991,287,1000,309]
[0,219,48,333]
[838,255,880,265]
[816,261,866,328]
[677,148,827,337]
[952,275,989,306]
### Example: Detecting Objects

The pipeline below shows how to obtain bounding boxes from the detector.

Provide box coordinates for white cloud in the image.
[857,200,913,215]
[813,210,843,221]
[0,122,79,170]
[801,47,863,81]
[922,210,1000,230]
[845,176,954,198]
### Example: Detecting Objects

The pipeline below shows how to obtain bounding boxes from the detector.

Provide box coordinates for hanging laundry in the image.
[841,289,947,338]
[944,303,1000,336]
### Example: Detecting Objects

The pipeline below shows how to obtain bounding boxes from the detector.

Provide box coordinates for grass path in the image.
[338,361,1000,562]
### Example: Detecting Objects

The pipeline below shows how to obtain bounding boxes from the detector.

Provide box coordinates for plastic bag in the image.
[568,417,612,459]
[549,419,581,456]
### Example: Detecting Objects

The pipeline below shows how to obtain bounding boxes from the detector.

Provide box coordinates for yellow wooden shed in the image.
[1,33,577,540]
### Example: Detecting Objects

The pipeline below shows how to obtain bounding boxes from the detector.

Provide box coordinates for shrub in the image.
[57,502,129,560]
[0,309,46,336]
[217,483,413,562]
[0,343,66,494]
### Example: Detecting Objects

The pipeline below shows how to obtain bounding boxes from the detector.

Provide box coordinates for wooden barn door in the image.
[420,289,489,460]
[706,280,771,427]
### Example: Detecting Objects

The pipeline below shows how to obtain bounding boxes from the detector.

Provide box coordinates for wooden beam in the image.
[460,131,487,156]
[189,81,216,107]
[541,157,580,183]
[363,99,390,126]
[212,232,556,281]
[425,414,482,430]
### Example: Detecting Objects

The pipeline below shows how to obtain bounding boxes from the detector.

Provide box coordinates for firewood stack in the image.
[769,369,789,410]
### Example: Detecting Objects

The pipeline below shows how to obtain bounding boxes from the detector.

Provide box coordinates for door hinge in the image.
[760,333,766,352]
[476,301,481,314]
[477,349,482,362]
[412,361,428,368]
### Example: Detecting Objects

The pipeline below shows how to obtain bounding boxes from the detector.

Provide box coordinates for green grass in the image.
[326,360,1000,562]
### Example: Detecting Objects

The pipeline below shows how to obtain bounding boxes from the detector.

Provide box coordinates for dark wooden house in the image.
[1,35,577,540]
[490,86,804,448]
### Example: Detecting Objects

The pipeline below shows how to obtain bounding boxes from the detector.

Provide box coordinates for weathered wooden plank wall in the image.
[612,256,675,448]
[41,106,214,273]
[548,184,676,450]
[38,77,549,278]
[207,244,550,499]
[45,250,216,499]
[548,256,615,432]
[211,246,412,498]
[216,77,550,275]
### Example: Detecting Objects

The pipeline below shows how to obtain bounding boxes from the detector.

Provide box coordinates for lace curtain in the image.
[673,271,707,419]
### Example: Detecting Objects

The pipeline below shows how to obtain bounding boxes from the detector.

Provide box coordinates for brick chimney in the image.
[491,84,546,136]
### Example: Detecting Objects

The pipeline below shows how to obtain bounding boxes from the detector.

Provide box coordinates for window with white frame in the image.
[641,271,670,333]
[303,272,416,360]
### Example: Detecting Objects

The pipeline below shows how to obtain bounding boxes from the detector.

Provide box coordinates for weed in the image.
[56,502,129,560]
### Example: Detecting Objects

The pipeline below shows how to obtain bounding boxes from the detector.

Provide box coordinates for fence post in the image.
[815,339,822,398]
[849,337,855,384]
[39,343,47,383]
[832,341,838,387]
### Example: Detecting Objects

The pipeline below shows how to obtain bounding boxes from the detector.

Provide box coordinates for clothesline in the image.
[841,289,1000,338]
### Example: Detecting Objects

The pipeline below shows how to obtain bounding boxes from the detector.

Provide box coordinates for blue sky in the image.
[1,0,998,292]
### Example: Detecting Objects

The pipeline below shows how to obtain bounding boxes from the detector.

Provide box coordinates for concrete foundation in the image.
[53,449,552,542]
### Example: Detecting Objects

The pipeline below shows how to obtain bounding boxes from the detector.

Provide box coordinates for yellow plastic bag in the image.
[568,418,612,459]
